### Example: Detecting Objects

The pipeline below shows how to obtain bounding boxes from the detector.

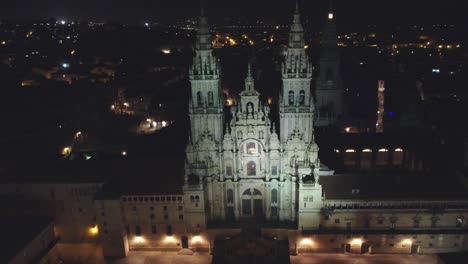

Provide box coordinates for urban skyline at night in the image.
[1,1,468,264]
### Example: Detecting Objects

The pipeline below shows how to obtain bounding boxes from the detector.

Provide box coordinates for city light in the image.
[70,50,76,55]
[345,127,351,133]
[362,149,372,152]
[350,238,363,246]
[60,20,66,25]
[162,121,167,127]
[345,149,356,153]
[191,235,203,243]
[62,63,70,68]
[226,99,233,106]
[121,151,127,156]
[62,146,72,156]
[164,235,177,243]
[378,148,389,152]
[1,40,6,46]
[395,148,404,152]
[110,105,115,110]
[328,13,334,20]
[89,225,99,235]
[299,238,313,246]
[402,239,412,245]
[134,236,145,243]
[161,49,171,54]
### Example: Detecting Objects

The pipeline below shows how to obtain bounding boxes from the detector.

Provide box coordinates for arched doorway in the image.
[242,188,263,219]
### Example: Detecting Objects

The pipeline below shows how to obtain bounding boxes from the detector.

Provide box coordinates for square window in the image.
[152,225,157,234]
[164,214,169,220]
[178,206,183,211]
[335,219,340,224]
[164,206,168,211]
[179,214,184,220]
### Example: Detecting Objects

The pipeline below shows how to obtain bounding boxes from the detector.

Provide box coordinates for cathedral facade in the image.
[183,4,321,231]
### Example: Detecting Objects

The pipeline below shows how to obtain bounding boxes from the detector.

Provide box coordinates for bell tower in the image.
[188,7,224,143]
[279,1,315,144]
[315,1,344,127]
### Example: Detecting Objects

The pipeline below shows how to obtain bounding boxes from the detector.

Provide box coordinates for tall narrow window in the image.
[247,161,256,176]
[208,91,214,106]
[135,225,141,236]
[197,91,202,107]
[271,166,278,176]
[152,225,157,234]
[289,91,295,106]
[227,189,234,203]
[226,166,232,176]
[299,90,305,105]
[271,189,278,203]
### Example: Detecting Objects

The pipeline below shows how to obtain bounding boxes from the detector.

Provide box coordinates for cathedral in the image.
[183,3,320,227]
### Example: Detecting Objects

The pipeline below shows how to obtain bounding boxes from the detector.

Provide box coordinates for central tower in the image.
[279,2,315,144]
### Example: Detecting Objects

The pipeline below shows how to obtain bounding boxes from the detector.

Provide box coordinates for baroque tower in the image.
[183,9,223,232]
[279,1,314,144]
[315,2,343,127]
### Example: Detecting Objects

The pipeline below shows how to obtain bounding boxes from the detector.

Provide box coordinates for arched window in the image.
[376,149,389,166]
[247,161,256,176]
[299,90,305,105]
[393,148,404,165]
[360,149,372,170]
[344,149,357,166]
[197,91,202,106]
[208,91,214,106]
[246,102,254,115]
[227,189,234,203]
[271,189,278,203]
[247,142,256,154]
[288,91,295,106]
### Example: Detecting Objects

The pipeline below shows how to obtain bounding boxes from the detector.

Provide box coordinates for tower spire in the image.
[243,62,256,95]
[200,0,205,17]
[288,1,304,49]
[328,0,335,20]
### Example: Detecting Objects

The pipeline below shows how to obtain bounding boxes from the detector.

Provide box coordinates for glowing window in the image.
[378,148,389,152]
[345,149,356,153]
[395,148,404,152]
[362,149,372,152]
[247,142,257,154]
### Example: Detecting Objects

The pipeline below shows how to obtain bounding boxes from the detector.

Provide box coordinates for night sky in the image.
[2,0,468,24]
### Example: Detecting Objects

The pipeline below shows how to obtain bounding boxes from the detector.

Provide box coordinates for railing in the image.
[301,227,468,235]
[324,200,468,210]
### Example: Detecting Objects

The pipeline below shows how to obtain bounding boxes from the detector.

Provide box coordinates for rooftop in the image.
[0,215,55,263]
[321,171,468,200]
